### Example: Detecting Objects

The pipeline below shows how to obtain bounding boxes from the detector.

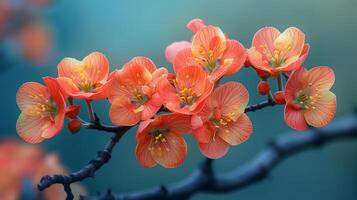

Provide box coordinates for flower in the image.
[191,82,252,159]
[16,77,66,144]
[109,57,167,126]
[167,19,246,81]
[135,114,191,168]
[157,65,214,115]
[284,67,336,131]
[57,51,111,100]
[248,27,309,76]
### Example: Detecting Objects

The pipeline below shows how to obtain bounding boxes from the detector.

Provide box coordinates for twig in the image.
[244,100,276,113]
[82,114,357,200]
[37,115,131,200]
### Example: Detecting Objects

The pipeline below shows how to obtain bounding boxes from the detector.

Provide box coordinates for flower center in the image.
[210,112,235,131]
[74,65,99,92]
[25,95,58,118]
[152,128,169,143]
[260,43,292,68]
[177,87,197,107]
[294,90,321,110]
[193,46,219,72]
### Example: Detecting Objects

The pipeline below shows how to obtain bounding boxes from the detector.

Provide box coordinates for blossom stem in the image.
[277,74,283,91]
[86,100,95,122]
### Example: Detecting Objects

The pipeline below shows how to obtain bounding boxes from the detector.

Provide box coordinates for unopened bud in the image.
[65,105,80,119]
[274,91,286,104]
[257,81,270,95]
[68,119,82,134]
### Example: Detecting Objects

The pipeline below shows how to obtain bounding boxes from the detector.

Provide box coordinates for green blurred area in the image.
[1,0,357,199]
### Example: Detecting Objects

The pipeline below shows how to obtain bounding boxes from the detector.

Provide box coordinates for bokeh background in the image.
[1,0,357,199]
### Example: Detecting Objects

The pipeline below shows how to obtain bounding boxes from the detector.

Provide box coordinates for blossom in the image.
[191,82,252,159]
[135,114,191,168]
[166,19,246,81]
[16,77,66,144]
[284,67,336,131]
[157,65,214,115]
[109,57,167,126]
[248,27,309,76]
[57,51,111,100]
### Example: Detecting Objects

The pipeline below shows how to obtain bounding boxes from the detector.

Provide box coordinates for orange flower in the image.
[16,77,66,144]
[57,52,110,100]
[248,27,309,76]
[157,65,214,115]
[191,82,252,159]
[170,19,246,81]
[135,114,191,168]
[284,67,336,131]
[109,57,167,126]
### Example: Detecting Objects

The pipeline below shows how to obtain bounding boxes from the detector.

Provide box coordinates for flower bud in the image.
[274,91,286,104]
[257,81,270,95]
[65,105,80,119]
[67,119,82,134]
[244,57,251,67]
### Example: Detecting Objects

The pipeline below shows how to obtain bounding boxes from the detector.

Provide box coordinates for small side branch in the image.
[245,100,276,113]
[83,115,357,200]
[37,115,131,200]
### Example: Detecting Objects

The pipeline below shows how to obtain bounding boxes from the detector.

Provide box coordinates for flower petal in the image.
[56,77,80,97]
[82,51,109,84]
[173,48,199,73]
[304,91,336,128]
[165,41,191,63]
[284,104,307,131]
[176,65,210,96]
[160,113,191,134]
[208,82,249,118]
[109,96,141,126]
[198,134,230,159]
[186,18,206,33]
[219,114,252,145]
[284,67,307,103]
[151,132,187,168]
[192,122,214,143]
[136,135,157,168]
[304,66,335,92]
[191,26,227,65]
[247,47,272,73]
[16,82,49,112]
[252,26,280,55]
[274,27,305,59]
[120,58,154,86]
[16,113,47,144]
[220,40,247,76]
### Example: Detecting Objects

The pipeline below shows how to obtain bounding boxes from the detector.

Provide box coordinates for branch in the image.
[245,99,276,113]
[37,114,131,200]
[83,114,357,200]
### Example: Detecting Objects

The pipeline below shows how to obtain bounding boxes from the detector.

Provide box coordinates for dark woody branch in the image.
[36,100,285,200]
[83,114,357,200]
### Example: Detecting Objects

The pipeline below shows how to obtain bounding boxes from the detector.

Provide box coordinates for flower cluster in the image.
[16,18,336,168]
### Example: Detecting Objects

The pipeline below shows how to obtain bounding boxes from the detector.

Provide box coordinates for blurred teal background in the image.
[1,0,357,199]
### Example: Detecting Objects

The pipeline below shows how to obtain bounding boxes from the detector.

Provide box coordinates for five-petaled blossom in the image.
[16,77,66,144]
[192,82,252,159]
[158,65,214,115]
[57,51,111,99]
[248,27,309,76]
[136,114,191,168]
[166,18,247,81]
[109,57,168,126]
[284,66,336,131]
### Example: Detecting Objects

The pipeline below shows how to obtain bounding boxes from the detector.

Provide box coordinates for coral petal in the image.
[165,41,191,63]
[284,104,307,131]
